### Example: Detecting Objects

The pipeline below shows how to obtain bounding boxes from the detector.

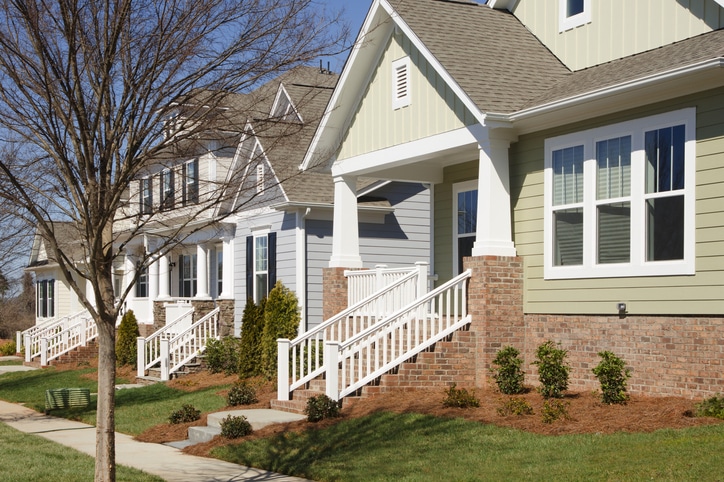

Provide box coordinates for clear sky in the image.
[318,0,373,72]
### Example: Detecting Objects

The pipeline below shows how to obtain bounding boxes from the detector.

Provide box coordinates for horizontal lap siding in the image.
[306,219,333,330]
[511,87,724,315]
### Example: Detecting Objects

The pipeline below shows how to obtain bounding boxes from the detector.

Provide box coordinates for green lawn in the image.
[212,411,724,482]
[0,422,163,482]
[0,360,23,366]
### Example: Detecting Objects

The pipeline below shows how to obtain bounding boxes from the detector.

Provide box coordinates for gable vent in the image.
[392,57,411,109]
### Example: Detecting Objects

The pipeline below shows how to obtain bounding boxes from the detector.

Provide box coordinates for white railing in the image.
[346,263,427,306]
[323,269,471,401]
[277,263,430,400]
[136,307,194,378]
[42,314,98,365]
[23,311,90,362]
[160,307,219,380]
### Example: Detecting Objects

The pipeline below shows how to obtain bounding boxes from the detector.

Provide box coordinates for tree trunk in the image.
[95,315,117,481]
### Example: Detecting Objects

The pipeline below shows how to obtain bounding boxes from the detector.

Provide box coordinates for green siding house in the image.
[303,0,724,398]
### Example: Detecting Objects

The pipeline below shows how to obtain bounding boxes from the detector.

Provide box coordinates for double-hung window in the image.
[140,177,153,214]
[135,265,148,298]
[453,181,478,275]
[183,159,199,206]
[160,169,174,211]
[179,253,197,297]
[246,232,276,302]
[37,279,54,318]
[544,108,695,279]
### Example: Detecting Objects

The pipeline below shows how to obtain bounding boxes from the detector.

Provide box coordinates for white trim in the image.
[391,56,411,110]
[543,108,696,280]
[559,0,591,32]
[453,180,478,276]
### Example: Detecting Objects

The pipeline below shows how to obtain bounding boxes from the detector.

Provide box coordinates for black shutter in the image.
[178,255,183,297]
[181,163,187,206]
[246,236,253,300]
[268,232,276,293]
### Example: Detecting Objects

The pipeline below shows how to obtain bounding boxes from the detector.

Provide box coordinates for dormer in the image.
[270,84,302,123]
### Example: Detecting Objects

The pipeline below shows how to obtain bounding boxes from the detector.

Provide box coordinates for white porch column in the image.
[195,243,210,299]
[472,136,517,257]
[148,255,159,322]
[329,175,363,268]
[158,253,170,300]
[219,236,234,299]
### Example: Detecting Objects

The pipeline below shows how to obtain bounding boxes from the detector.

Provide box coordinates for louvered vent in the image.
[391,57,411,109]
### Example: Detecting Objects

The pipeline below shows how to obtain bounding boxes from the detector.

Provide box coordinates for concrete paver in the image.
[0,400,310,482]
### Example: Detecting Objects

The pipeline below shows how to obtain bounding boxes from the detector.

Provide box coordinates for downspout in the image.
[296,208,312,333]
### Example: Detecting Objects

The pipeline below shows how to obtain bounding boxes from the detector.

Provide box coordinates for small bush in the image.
[305,394,341,422]
[220,415,253,438]
[115,310,140,367]
[491,346,526,395]
[592,351,631,405]
[227,381,258,406]
[442,383,480,408]
[532,340,570,399]
[695,395,724,419]
[541,399,570,424]
[168,404,200,424]
[0,340,16,356]
[205,336,242,375]
[497,397,534,417]
[261,281,300,380]
[238,298,265,378]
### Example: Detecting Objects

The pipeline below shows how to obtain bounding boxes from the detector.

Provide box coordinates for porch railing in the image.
[42,314,98,366]
[160,307,219,380]
[324,269,470,401]
[346,262,427,306]
[277,263,430,401]
[136,307,194,378]
[22,311,90,363]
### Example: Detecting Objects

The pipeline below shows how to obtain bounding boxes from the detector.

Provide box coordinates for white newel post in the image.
[160,338,170,381]
[472,136,517,257]
[148,256,159,320]
[79,318,87,347]
[40,338,48,366]
[329,175,363,268]
[136,337,145,377]
[15,331,21,352]
[325,341,340,401]
[219,236,234,299]
[277,338,290,401]
[415,261,429,296]
[24,334,30,362]
[196,244,209,299]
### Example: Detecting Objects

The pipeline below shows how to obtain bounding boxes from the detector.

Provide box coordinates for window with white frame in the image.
[140,177,153,214]
[246,232,276,302]
[216,248,223,296]
[254,235,268,302]
[179,253,197,297]
[183,159,199,205]
[559,0,591,31]
[453,181,478,275]
[36,279,54,318]
[160,168,174,211]
[544,108,696,280]
[135,264,148,298]
[391,56,411,110]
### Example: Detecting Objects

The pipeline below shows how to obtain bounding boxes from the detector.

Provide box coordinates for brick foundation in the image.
[322,267,349,322]
[153,299,235,336]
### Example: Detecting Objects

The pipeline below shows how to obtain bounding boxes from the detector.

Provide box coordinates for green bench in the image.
[45,388,91,412]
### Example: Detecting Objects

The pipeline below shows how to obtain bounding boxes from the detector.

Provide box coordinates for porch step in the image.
[187,409,306,444]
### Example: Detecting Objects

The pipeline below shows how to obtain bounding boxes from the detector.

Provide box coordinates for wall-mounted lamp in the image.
[169,261,176,269]
[617,302,627,317]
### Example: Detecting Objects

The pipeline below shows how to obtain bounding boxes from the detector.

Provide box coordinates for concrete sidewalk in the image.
[0,401,309,482]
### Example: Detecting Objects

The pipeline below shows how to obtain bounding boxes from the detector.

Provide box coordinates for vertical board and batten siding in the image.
[305,182,432,330]
[512,0,724,71]
[337,31,476,161]
[508,87,724,315]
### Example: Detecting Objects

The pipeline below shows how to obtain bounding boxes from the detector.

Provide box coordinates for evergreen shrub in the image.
[115,310,140,367]
[491,346,526,395]
[592,351,631,405]
[260,281,300,379]
[532,340,570,399]
[238,298,265,378]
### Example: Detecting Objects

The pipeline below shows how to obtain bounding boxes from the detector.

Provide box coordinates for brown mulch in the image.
[131,371,723,458]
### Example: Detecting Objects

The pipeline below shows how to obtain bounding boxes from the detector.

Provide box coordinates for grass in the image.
[0,360,22,366]
[0,366,230,435]
[212,411,724,481]
[0,422,162,482]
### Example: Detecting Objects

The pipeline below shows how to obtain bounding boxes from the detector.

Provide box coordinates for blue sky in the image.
[318,0,373,72]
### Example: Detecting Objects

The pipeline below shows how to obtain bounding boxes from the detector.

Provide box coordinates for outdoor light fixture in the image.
[617,302,627,315]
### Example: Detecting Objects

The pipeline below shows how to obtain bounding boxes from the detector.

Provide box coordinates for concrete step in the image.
[188,409,306,444]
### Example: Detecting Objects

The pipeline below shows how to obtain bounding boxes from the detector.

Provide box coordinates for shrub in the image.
[227,380,258,406]
[541,399,570,424]
[592,351,631,405]
[442,383,480,408]
[168,404,200,424]
[491,346,526,395]
[695,395,724,419]
[497,397,534,417]
[305,394,341,422]
[220,415,253,438]
[532,340,570,399]
[0,340,16,356]
[205,336,242,375]
[260,281,300,379]
[115,310,140,367]
[238,298,265,378]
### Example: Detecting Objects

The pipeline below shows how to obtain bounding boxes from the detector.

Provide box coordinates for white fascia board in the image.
[487,0,519,10]
[356,180,392,198]
[715,0,724,8]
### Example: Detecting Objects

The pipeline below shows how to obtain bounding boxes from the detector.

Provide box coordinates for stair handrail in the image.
[41,312,98,365]
[346,264,422,306]
[136,307,194,377]
[160,307,220,380]
[326,269,471,401]
[23,310,89,362]
[278,263,429,399]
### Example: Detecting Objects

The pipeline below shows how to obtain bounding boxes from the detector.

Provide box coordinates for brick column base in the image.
[322,267,349,321]
[463,255,525,388]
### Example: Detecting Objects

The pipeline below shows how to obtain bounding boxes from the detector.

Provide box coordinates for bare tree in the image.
[0,1,347,479]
